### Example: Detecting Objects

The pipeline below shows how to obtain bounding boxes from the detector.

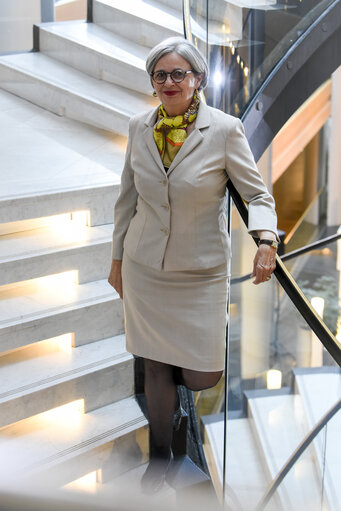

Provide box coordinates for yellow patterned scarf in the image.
[153,92,200,168]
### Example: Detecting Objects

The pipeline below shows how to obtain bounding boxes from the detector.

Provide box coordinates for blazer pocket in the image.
[123,208,146,256]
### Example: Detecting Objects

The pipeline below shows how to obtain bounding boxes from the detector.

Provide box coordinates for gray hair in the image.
[146,37,209,90]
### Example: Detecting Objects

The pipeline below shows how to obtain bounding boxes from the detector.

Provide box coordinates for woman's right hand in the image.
[108,259,123,299]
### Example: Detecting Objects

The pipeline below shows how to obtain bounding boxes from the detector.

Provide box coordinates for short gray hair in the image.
[146,37,209,90]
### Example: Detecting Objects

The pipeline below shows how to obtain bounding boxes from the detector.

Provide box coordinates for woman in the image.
[108,37,278,493]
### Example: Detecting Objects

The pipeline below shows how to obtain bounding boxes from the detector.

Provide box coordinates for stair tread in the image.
[294,369,341,424]
[0,396,147,482]
[294,369,341,507]
[0,334,128,402]
[95,0,182,32]
[0,52,155,115]
[249,394,309,473]
[0,89,123,201]
[204,416,268,500]
[248,392,322,508]
[0,278,118,328]
[39,20,149,67]
[0,224,113,263]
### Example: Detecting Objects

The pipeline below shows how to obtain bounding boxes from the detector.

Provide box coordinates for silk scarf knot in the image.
[153,92,200,168]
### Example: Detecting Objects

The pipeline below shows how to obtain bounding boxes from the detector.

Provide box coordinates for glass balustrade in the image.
[264,404,341,511]
[188,0,335,116]
[186,1,341,508]
[196,214,340,508]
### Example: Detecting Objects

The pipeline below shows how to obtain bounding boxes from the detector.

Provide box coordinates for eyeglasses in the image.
[151,69,194,84]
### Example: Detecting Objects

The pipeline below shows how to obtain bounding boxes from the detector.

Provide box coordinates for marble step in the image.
[0,396,148,491]
[247,391,322,511]
[0,223,113,286]
[0,278,123,353]
[0,178,119,228]
[0,52,155,134]
[93,0,182,47]
[294,368,341,511]
[202,414,268,510]
[38,21,153,95]
[0,88,124,226]
[0,334,132,429]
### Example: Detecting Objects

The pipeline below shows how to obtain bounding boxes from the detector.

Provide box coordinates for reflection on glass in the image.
[189,0,335,116]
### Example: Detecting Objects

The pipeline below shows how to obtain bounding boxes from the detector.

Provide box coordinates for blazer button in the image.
[161,179,168,186]
[161,227,169,235]
[162,203,170,210]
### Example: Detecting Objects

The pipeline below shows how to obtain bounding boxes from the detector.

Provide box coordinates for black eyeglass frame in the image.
[150,69,195,84]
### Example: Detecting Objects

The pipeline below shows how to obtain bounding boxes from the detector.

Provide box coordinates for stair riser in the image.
[0,241,112,287]
[0,357,133,429]
[39,29,152,95]
[0,64,129,135]
[93,2,180,48]
[0,298,124,353]
[0,185,118,226]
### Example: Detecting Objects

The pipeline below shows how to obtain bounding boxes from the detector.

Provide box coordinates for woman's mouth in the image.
[164,91,179,96]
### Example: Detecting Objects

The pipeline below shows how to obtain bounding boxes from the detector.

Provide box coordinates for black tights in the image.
[144,358,222,460]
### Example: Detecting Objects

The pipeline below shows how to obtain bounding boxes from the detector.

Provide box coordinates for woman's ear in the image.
[195,73,204,90]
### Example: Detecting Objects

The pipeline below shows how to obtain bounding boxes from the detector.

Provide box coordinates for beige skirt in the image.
[121,254,229,371]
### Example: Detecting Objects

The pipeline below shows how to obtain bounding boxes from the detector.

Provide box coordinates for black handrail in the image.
[255,399,341,511]
[230,231,341,285]
[228,179,341,366]
[281,232,341,262]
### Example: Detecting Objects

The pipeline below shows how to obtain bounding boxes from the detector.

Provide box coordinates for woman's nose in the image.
[164,74,175,86]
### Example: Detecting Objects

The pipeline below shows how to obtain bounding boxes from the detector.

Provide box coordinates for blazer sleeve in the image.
[111,119,138,260]
[225,117,279,239]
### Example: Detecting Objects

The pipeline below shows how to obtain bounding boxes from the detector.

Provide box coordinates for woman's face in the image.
[152,52,202,116]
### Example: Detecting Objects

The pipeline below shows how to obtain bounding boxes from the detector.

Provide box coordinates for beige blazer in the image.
[112,101,278,271]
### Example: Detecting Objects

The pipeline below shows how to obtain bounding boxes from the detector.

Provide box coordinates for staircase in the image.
[202,367,341,511]
[0,0,186,498]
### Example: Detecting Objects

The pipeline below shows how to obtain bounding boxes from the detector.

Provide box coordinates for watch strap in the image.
[258,239,279,249]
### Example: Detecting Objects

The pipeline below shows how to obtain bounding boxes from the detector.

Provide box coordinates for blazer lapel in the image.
[167,101,211,176]
[141,101,211,176]
[143,106,165,174]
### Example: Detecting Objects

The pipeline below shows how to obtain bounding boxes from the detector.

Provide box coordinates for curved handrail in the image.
[242,0,341,160]
[255,399,341,511]
[230,231,341,285]
[281,232,341,262]
[228,179,341,366]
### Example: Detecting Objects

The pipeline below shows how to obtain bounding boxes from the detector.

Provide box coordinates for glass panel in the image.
[283,237,341,353]
[198,208,340,508]
[224,218,340,508]
[189,0,335,116]
[265,406,341,511]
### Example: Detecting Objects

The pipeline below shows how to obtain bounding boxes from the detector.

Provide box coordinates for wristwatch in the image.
[258,239,279,249]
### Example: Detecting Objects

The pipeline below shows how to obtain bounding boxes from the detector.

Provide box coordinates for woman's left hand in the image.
[251,244,277,285]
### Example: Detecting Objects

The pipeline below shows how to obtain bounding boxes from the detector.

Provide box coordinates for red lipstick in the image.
[164,91,178,96]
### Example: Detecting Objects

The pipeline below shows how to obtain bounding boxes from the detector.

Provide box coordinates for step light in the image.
[50,210,90,242]
[0,270,79,295]
[0,211,90,237]
[37,399,85,431]
[63,470,101,494]
[39,332,74,354]
[0,332,74,359]
[266,369,282,390]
